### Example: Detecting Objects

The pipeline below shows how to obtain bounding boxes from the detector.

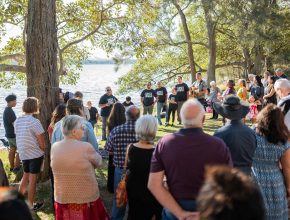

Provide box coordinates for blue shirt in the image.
[105,120,137,168]
[51,120,99,152]
[214,120,256,175]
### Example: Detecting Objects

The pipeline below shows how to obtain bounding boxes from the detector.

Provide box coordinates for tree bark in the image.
[202,0,216,84]
[253,44,263,76]
[243,47,252,78]
[264,55,274,73]
[26,0,58,180]
[171,0,196,83]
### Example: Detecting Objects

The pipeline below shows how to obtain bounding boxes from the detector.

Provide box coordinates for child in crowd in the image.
[15,97,46,211]
[165,88,178,126]
[247,95,260,124]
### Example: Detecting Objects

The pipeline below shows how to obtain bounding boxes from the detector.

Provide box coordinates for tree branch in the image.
[0,54,25,62]
[60,2,104,53]
[215,61,244,68]
[0,64,26,73]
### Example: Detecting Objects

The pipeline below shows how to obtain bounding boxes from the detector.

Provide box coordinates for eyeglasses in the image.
[106,89,111,91]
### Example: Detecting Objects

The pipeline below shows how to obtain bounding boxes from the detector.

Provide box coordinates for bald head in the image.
[126,105,140,121]
[180,99,205,128]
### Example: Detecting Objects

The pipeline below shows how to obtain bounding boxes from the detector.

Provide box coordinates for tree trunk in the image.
[253,44,263,76]
[26,0,58,181]
[265,55,274,73]
[243,47,252,77]
[172,0,196,83]
[202,0,216,85]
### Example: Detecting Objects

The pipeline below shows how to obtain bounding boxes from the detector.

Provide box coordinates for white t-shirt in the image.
[15,115,45,160]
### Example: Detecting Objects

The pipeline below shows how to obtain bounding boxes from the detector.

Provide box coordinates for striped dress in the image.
[251,134,289,220]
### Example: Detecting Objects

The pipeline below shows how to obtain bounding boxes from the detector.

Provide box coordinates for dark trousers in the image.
[107,154,115,193]
[198,98,206,111]
[212,108,218,119]
[166,105,177,124]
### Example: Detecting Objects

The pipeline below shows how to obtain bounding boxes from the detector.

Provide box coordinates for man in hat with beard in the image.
[213,95,256,175]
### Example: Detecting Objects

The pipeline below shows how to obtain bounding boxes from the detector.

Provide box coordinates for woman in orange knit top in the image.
[51,115,109,220]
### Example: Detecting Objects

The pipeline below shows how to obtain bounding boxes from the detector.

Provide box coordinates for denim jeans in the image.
[162,199,196,220]
[177,101,185,123]
[157,102,167,124]
[111,167,126,220]
[101,116,108,140]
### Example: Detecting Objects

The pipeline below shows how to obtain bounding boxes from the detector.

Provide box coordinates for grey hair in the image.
[210,81,216,86]
[125,105,140,121]
[180,99,205,127]
[275,68,283,73]
[135,115,158,143]
[274,79,290,90]
[61,115,84,136]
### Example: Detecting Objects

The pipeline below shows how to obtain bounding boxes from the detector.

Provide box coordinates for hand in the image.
[178,211,199,220]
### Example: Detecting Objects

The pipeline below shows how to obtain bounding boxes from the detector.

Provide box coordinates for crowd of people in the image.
[0,67,289,220]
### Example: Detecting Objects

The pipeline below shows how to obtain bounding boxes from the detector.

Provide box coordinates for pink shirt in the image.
[51,139,102,204]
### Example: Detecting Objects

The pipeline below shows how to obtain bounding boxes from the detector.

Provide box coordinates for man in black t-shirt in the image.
[155,81,167,125]
[175,75,189,124]
[87,101,99,129]
[3,94,20,172]
[141,82,156,115]
[99,87,118,140]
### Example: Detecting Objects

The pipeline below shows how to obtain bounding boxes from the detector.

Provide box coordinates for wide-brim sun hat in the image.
[213,95,249,120]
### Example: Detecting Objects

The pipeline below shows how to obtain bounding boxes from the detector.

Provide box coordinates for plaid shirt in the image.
[105,120,137,168]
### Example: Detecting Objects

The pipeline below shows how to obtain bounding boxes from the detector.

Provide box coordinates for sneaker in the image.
[165,122,169,127]
[32,202,44,211]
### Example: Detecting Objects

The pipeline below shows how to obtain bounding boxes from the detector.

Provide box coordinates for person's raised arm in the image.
[148,171,198,220]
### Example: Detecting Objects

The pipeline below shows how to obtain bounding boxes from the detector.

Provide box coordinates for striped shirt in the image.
[15,115,44,160]
[105,120,137,168]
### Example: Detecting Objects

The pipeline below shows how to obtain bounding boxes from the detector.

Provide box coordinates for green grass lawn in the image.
[0,113,222,220]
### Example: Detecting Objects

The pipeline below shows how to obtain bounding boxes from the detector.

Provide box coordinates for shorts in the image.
[7,138,17,148]
[22,156,44,174]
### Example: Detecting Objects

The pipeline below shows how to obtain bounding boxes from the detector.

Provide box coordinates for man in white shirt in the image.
[274,79,290,132]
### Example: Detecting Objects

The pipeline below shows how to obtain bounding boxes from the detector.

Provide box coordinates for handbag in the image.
[115,144,131,207]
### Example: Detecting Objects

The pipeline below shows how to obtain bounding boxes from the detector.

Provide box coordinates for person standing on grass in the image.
[126,115,162,220]
[141,82,156,115]
[3,94,20,173]
[87,100,99,129]
[175,75,189,125]
[74,91,91,121]
[105,105,140,220]
[107,103,126,193]
[15,97,46,211]
[51,115,109,220]
[148,99,232,220]
[165,88,178,126]
[274,79,290,133]
[192,72,207,109]
[155,81,168,125]
[99,86,118,141]
[213,95,256,176]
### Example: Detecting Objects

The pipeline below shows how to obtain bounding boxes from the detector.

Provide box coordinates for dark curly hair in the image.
[256,104,289,144]
[197,166,265,220]
[50,103,66,128]
[107,103,126,133]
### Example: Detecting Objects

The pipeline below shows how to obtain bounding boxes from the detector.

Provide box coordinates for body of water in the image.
[0,64,135,138]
